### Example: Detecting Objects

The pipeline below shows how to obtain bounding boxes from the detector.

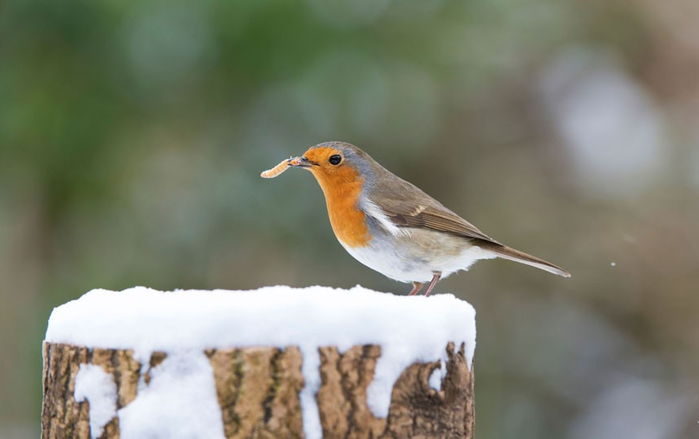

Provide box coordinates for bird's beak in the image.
[289,156,316,169]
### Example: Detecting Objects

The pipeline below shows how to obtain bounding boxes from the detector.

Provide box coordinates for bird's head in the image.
[289,141,374,191]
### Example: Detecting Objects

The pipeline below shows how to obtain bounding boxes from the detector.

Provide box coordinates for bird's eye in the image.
[329,154,342,165]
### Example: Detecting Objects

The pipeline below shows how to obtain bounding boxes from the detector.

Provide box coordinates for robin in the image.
[262,141,570,296]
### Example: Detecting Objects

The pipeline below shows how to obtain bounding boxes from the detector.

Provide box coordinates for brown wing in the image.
[368,177,500,244]
[382,203,500,243]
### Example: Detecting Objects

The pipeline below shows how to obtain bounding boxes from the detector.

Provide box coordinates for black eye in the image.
[329,154,342,165]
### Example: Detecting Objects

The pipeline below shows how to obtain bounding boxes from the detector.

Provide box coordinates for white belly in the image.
[340,231,498,283]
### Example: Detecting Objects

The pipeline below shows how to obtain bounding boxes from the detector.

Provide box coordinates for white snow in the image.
[428,368,441,391]
[74,364,118,439]
[428,359,446,392]
[299,347,322,436]
[119,351,225,439]
[46,286,476,439]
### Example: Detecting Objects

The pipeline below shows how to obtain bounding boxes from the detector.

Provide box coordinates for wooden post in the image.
[42,341,474,438]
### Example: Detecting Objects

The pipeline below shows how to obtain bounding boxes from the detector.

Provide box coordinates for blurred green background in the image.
[2,0,698,437]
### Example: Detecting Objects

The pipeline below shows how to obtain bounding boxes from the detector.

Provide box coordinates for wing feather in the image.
[384,205,499,243]
[363,178,500,244]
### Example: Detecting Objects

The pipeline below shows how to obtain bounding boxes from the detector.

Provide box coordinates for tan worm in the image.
[260,158,292,178]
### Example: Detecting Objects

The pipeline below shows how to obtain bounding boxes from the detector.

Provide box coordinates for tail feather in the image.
[476,241,571,278]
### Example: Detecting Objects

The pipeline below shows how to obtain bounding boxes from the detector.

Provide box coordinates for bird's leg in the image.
[408,282,424,296]
[423,273,442,297]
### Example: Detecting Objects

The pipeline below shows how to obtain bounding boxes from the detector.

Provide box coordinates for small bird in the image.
[262,141,570,296]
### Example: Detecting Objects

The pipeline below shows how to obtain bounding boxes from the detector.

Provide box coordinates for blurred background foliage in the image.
[1,0,698,437]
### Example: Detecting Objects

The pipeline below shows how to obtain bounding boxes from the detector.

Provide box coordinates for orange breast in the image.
[311,167,370,248]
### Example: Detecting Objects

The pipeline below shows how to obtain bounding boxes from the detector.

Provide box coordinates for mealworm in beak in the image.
[261,158,292,178]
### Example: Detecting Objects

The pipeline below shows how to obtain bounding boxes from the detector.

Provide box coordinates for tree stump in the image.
[42,286,477,438]
[42,341,474,438]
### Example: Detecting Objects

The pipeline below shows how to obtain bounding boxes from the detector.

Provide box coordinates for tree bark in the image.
[42,341,473,438]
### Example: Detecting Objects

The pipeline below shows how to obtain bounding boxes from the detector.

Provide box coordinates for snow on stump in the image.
[42,286,476,439]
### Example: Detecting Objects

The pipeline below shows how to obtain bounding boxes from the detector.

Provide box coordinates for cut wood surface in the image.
[42,341,474,438]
